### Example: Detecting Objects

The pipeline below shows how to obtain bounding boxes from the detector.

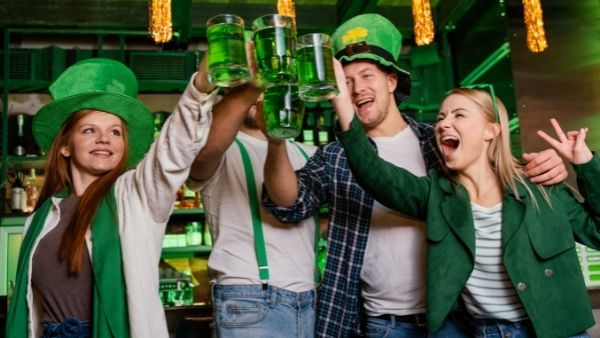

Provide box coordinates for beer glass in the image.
[252,14,297,84]
[296,33,339,101]
[206,14,250,87]
[263,83,304,139]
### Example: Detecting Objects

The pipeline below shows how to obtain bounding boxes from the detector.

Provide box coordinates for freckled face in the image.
[62,111,125,179]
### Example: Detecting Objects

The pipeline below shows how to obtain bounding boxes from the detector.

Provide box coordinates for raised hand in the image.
[330,58,354,131]
[194,51,216,93]
[537,118,593,165]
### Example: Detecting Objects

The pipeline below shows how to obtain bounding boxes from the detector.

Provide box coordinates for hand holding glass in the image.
[296,33,339,101]
[206,14,250,87]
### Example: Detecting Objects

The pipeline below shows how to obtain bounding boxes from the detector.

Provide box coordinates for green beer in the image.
[252,15,297,84]
[207,14,250,87]
[297,33,339,101]
[263,84,304,139]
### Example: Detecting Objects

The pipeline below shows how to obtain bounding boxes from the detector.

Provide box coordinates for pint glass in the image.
[296,33,339,101]
[207,14,250,87]
[263,83,304,139]
[252,14,297,84]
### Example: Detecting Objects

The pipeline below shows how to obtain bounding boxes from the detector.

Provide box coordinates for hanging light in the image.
[277,0,297,28]
[412,0,435,46]
[149,0,173,44]
[522,0,548,52]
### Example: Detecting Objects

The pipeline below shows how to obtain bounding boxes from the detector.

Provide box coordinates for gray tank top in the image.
[31,195,93,324]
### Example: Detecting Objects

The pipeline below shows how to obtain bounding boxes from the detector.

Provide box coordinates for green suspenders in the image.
[234,138,321,287]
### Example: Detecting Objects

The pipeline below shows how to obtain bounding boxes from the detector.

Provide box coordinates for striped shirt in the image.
[462,202,528,322]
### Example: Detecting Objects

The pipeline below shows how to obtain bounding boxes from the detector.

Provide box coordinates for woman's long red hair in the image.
[35,110,129,274]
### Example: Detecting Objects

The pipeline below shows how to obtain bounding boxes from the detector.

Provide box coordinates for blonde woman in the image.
[331,61,597,338]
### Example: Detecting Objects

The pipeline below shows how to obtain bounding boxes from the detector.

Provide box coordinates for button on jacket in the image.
[338,117,600,338]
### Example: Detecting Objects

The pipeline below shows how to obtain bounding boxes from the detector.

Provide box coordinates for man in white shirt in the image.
[187,77,318,337]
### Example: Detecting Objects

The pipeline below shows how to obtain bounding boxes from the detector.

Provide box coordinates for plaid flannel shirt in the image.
[262,115,444,337]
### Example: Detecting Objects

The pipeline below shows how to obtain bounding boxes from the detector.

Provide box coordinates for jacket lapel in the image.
[440,179,475,257]
[501,185,527,248]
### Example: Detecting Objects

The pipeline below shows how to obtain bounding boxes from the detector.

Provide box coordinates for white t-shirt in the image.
[198,131,317,292]
[361,126,428,316]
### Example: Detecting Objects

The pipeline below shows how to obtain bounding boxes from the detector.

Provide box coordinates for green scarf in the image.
[6,186,130,338]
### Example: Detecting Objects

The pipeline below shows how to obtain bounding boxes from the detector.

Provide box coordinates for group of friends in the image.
[6,12,600,338]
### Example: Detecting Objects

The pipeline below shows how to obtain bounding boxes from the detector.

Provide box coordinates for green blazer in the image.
[338,118,600,338]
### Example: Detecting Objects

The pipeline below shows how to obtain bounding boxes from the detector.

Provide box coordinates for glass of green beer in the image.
[206,14,250,87]
[296,33,339,101]
[252,14,297,84]
[262,83,304,139]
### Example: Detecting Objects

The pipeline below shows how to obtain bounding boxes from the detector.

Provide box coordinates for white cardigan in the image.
[22,76,217,338]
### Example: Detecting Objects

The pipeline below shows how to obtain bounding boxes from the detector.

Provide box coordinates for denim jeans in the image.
[473,318,590,338]
[212,284,316,338]
[364,313,471,338]
[41,317,91,338]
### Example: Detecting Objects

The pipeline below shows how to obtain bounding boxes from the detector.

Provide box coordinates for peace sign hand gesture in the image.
[537,118,593,165]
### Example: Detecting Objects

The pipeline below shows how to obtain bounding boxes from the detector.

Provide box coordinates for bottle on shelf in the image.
[11,171,26,214]
[203,222,212,247]
[24,168,40,213]
[302,112,316,146]
[153,111,164,140]
[317,115,330,145]
[13,114,27,156]
[180,183,200,209]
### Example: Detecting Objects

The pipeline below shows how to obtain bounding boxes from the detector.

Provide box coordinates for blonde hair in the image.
[445,88,550,209]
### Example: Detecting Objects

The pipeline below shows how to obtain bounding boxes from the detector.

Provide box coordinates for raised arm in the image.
[537,118,600,247]
[189,43,262,181]
[263,139,300,207]
[330,59,430,218]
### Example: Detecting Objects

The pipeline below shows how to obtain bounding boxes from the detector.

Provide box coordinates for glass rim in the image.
[252,13,294,31]
[207,13,244,27]
[297,33,332,47]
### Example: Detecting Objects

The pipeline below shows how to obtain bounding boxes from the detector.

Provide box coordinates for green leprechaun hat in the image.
[33,58,154,168]
[332,13,411,102]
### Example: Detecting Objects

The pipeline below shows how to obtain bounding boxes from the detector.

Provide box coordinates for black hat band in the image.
[335,41,397,66]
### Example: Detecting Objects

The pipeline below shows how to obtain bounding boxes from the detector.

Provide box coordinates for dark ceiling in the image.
[0,0,490,45]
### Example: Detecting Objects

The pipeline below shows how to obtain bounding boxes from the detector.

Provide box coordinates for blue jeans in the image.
[41,317,91,338]
[212,284,316,338]
[364,313,471,338]
[473,318,590,338]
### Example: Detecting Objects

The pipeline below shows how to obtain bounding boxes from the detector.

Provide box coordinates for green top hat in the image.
[33,58,154,168]
[332,13,411,101]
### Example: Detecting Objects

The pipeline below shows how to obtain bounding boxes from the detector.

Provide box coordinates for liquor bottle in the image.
[11,172,25,214]
[14,114,26,156]
[24,168,40,213]
[302,112,316,146]
[7,280,15,309]
[203,222,212,247]
[153,112,164,140]
[317,116,329,145]
[181,184,197,209]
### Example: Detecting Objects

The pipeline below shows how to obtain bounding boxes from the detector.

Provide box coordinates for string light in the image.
[149,0,173,44]
[412,0,435,46]
[277,0,297,28]
[522,0,548,52]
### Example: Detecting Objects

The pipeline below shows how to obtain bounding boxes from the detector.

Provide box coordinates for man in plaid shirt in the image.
[262,14,567,338]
